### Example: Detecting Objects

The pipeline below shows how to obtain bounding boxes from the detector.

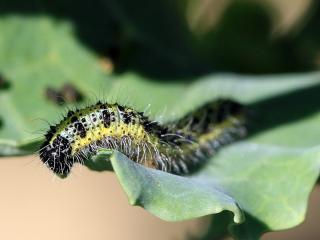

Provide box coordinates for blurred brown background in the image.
[0,155,319,240]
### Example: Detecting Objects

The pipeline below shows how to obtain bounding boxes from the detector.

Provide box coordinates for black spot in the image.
[142,119,161,134]
[102,110,111,128]
[67,111,75,117]
[118,105,125,112]
[81,118,86,123]
[93,117,97,122]
[74,122,86,138]
[71,116,78,123]
[45,131,54,141]
[50,126,56,132]
[122,113,132,124]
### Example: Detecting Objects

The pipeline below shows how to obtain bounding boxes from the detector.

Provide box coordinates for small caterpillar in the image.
[39,99,247,176]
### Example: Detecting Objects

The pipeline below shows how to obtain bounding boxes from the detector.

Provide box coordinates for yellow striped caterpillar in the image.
[39,99,246,176]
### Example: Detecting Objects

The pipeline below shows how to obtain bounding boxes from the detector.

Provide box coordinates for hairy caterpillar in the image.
[39,99,246,176]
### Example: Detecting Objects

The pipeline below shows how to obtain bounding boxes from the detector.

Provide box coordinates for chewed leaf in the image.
[109,150,244,223]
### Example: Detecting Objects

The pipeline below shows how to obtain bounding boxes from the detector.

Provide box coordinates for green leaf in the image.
[110,150,244,223]
[1,15,320,240]
[206,144,320,239]
[86,142,320,239]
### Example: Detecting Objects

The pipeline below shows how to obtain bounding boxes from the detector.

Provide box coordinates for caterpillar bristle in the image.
[39,99,247,176]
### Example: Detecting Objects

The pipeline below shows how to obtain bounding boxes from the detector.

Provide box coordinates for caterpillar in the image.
[39,99,247,176]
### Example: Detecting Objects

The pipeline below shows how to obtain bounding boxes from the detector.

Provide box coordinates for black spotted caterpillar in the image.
[39,99,247,176]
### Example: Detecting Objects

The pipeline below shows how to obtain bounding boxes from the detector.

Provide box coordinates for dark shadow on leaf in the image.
[194,211,233,240]
[191,211,268,240]
[247,83,320,138]
[230,212,268,240]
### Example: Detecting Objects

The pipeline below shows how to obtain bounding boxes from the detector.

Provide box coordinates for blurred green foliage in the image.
[1,0,320,77]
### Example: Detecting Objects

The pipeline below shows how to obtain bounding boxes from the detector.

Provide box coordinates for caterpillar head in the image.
[39,134,74,177]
